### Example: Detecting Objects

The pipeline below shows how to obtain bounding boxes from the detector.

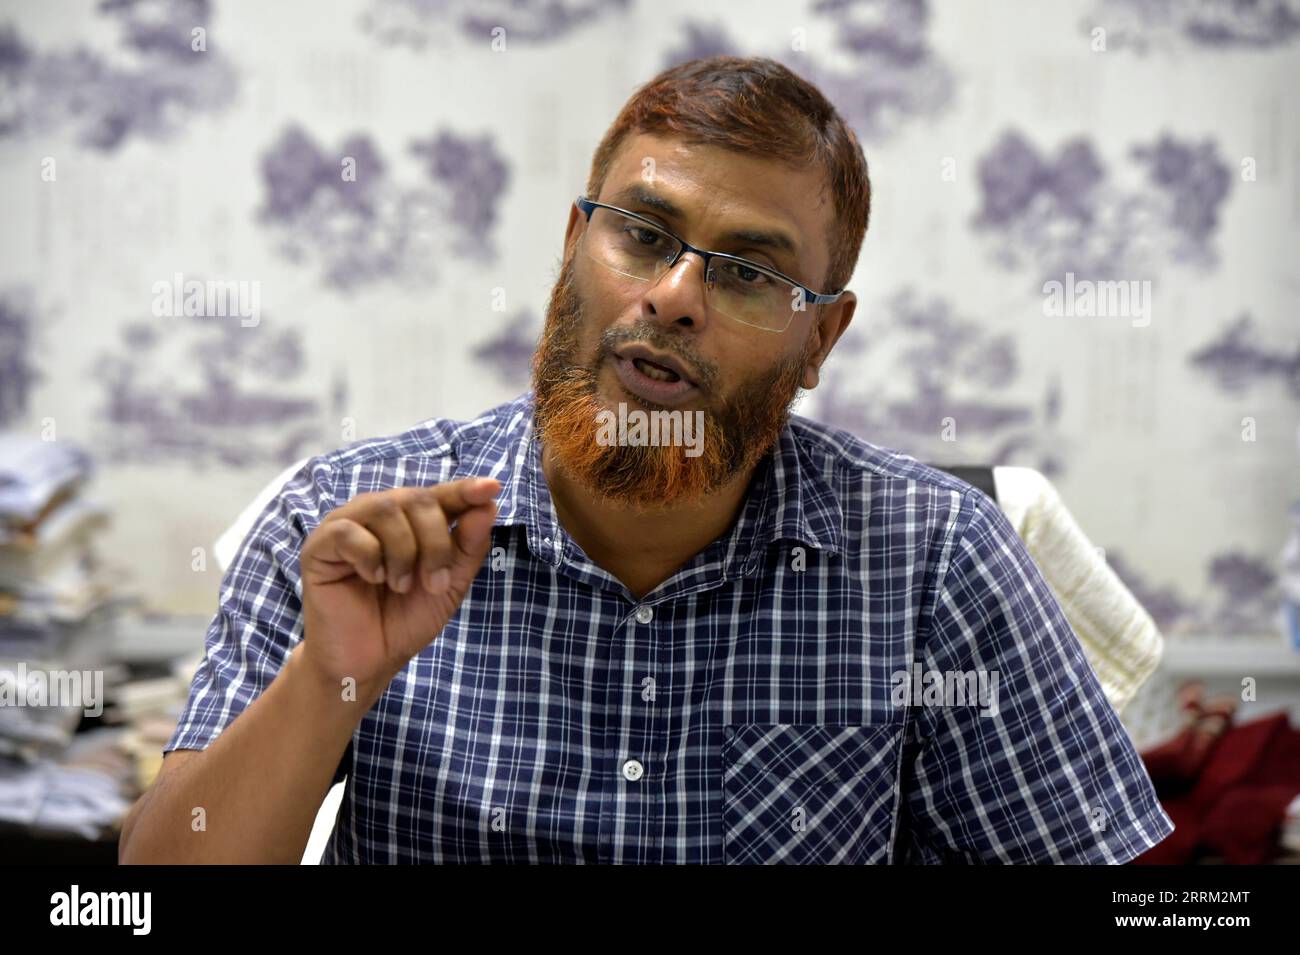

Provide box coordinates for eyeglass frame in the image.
[574,195,844,333]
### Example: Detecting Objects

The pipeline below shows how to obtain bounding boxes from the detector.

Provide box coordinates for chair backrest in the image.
[926,464,998,503]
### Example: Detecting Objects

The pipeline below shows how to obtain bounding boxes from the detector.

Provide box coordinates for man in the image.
[120,56,1173,864]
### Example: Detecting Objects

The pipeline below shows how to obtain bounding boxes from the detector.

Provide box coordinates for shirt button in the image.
[633,605,653,624]
[621,758,645,782]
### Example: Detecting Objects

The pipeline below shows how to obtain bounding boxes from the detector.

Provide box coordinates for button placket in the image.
[625,599,661,860]
[622,608,652,787]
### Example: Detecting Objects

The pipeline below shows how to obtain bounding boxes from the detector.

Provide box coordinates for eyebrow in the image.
[606,184,802,266]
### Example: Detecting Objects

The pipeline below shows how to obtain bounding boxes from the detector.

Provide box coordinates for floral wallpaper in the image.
[1,0,1296,636]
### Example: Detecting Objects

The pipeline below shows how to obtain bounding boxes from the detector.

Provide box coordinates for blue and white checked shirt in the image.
[166,390,1174,864]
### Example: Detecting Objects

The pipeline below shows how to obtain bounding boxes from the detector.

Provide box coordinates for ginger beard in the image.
[531,251,817,512]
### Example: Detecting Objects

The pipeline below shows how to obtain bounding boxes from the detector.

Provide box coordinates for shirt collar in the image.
[451,390,844,569]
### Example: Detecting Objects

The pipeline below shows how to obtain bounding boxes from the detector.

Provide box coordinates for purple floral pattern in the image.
[471,308,540,387]
[0,1,1289,642]
[257,125,509,290]
[1108,548,1281,635]
[1084,0,1300,53]
[0,0,237,151]
[665,0,954,143]
[0,288,40,428]
[90,310,336,468]
[360,0,632,48]
[1189,313,1300,398]
[813,289,1062,474]
[974,130,1232,286]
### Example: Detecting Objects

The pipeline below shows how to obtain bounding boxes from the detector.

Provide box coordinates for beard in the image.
[530,251,815,513]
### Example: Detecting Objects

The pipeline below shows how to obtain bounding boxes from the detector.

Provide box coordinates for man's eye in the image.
[726,262,770,285]
[628,227,667,246]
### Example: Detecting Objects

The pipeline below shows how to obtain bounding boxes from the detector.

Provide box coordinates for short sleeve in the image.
[164,455,353,787]
[898,489,1174,864]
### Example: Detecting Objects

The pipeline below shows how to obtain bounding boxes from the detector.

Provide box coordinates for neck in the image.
[539,438,761,599]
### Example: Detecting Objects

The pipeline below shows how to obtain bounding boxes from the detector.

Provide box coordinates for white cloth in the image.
[993,466,1163,714]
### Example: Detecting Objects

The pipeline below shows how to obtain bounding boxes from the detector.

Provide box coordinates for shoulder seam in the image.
[320,408,504,472]
[915,487,984,687]
[790,416,981,495]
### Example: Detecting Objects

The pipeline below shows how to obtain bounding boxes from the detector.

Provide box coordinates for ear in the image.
[801,291,856,390]
[563,201,584,259]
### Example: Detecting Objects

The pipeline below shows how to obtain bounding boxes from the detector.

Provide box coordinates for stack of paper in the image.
[0,433,140,840]
[0,433,132,662]
[0,728,134,839]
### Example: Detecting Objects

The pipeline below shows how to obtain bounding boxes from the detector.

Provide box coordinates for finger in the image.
[356,495,419,593]
[402,488,453,594]
[305,519,385,586]
[425,477,502,522]
[323,478,500,528]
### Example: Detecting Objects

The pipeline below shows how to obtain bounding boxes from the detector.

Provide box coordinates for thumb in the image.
[447,501,498,588]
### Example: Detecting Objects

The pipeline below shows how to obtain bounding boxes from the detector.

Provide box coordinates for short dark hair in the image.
[585,55,871,295]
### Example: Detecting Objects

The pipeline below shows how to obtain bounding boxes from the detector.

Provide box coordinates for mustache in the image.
[594,325,716,394]
[537,253,719,394]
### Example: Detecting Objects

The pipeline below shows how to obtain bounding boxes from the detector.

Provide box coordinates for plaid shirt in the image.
[166,390,1174,864]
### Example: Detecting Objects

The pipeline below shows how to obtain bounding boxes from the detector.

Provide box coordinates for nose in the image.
[642,251,710,330]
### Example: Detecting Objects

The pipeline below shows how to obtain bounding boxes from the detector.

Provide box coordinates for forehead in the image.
[600,132,832,277]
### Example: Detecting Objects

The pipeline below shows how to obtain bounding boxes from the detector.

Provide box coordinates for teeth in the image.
[633,357,680,383]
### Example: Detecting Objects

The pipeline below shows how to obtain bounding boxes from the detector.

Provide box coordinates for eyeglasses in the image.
[574,196,843,333]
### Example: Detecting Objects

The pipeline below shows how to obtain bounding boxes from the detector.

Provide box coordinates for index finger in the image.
[422,476,501,519]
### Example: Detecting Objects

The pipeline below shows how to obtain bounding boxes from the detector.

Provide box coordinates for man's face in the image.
[532,132,853,512]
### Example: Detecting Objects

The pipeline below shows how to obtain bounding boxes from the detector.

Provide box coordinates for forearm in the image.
[120,644,390,864]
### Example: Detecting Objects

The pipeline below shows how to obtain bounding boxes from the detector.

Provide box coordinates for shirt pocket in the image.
[721,723,902,865]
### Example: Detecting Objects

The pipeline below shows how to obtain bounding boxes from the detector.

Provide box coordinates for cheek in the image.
[592,275,645,323]
[572,256,621,327]
[574,270,649,361]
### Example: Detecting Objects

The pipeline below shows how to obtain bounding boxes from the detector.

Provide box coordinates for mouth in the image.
[609,347,699,406]
[614,345,697,384]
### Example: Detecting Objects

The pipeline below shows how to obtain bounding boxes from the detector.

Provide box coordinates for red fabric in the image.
[1141,720,1225,796]
[1134,712,1300,864]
